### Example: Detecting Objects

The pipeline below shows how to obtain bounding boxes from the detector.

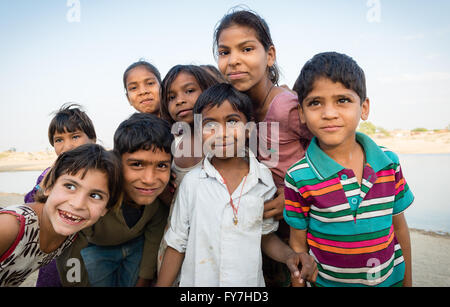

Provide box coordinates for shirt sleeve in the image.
[261,183,279,235]
[164,177,192,254]
[392,163,414,215]
[283,171,310,230]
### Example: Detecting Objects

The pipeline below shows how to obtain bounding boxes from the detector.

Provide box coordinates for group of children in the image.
[0,8,414,287]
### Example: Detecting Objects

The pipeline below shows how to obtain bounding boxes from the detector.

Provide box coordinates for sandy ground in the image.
[371,131,450,154]
[0,192,449,287]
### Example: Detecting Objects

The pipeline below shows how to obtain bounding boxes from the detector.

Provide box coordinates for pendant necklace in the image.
[221,174,248,225]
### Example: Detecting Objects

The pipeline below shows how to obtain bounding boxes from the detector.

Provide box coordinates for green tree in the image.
[358,121,377,135]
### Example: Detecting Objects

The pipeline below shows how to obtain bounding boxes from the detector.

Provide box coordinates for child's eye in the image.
[338,98,351,104]
[90,193,103,200]
[217,50,229,56]
[307,100,321,107]
[168,94,175,101]
[204,122,219,129]
[130,162,143,168]
[186,88,195,94]
[64,183,76,191]
[128,86,137,91]
[72,135,80,140]
[157,163,169,169]
[227,119,238,126]
[243,47,253,53]
[54,138,63,143]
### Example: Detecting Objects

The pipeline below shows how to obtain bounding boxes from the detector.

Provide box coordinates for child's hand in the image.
[263,187,285,220]
[285,252,318,287]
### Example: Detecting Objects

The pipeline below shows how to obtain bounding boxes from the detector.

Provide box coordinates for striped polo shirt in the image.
[283,132,414,287]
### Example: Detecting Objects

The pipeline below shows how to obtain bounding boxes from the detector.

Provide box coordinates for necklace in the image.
[221,174,248,225]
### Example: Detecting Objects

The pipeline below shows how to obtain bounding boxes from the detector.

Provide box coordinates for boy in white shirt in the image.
[156,83,317,287]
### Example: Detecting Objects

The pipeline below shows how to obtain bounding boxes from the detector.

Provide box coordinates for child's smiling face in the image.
[126,66,161,115]
[121,148,171,206]
[299,77,370,151]
[52,129,95,156]
[44,169,110,236]
[167,72,202,124]
[217,24,275,93]
[201,100,248,159]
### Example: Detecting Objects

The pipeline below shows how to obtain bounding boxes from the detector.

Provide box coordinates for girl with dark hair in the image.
[156,65,219,283]
[123,60,162,116]
[0,144,123,287]
[213,8,313,286]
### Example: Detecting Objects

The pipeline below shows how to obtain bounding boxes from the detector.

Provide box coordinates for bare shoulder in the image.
[0,212,22,258]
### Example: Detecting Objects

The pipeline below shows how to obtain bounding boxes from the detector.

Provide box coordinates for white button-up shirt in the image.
[164,154,278,287]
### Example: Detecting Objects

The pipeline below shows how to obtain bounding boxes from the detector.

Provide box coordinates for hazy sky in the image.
[1,0,449,152]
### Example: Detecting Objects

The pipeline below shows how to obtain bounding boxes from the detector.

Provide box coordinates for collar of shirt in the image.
[305,132,394,180]
[199,153,274,196]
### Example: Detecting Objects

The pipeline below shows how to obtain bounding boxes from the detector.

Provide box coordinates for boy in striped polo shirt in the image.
[284,52,414,287]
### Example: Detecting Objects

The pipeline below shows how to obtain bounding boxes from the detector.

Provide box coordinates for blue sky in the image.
[1,0,449,152]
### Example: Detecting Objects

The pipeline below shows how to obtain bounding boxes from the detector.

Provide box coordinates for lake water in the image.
[0,154,449,233]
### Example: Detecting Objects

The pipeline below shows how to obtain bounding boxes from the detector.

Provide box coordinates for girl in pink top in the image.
[214,8,312,286]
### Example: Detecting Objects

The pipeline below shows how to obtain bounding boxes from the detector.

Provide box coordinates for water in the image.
[0,170,42,195]
[399,154,450,234]
[0,154,449,233]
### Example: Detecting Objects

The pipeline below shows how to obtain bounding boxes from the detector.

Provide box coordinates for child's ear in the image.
[297,104,306,124]
[360,98,370,121]
[267,45,276,69]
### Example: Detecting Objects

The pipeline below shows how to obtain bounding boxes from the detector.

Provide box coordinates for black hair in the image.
[213,8,280,84]
[123,60,162,93]
[293,52,367,106]
[193,83,254,122]
[160,65,219,123]
[199,65,228,83]
[113,112,174,157]
[48,103,97,146]
[36,143,123,210]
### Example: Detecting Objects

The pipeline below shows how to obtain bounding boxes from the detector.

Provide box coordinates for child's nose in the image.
[322,104,339,119]
[141,168,156,185]
[69,192,87,210]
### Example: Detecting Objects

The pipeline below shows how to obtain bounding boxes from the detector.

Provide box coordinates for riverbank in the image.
[1,131,450,173]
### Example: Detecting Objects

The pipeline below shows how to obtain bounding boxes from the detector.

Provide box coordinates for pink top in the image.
[257,91,312,188]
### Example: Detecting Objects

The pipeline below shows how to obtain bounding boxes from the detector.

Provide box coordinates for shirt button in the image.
[341,174,348,180]
[351,198,358,205]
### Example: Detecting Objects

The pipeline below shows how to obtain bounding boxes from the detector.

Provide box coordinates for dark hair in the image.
[35,143,123,210]
[113,112,174,157]
[48,103,97,146]
[193,83,254,122]
[160,65,219,123]
[293,52,367,106]
[123,60,162,93]
[213,8,279,84]
[199,65,228,83]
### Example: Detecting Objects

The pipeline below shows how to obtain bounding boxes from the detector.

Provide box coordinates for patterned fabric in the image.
[284,132,414,287]
[0,205,77,287]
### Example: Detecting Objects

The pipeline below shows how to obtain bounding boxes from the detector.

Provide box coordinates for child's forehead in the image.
[122,148,172,161]
[53,127,85,136]
[308,77,360,97]
[126,66,157,82]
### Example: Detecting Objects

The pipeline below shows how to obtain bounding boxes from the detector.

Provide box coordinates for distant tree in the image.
[358,121,377,135]
[412,128,428,132]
